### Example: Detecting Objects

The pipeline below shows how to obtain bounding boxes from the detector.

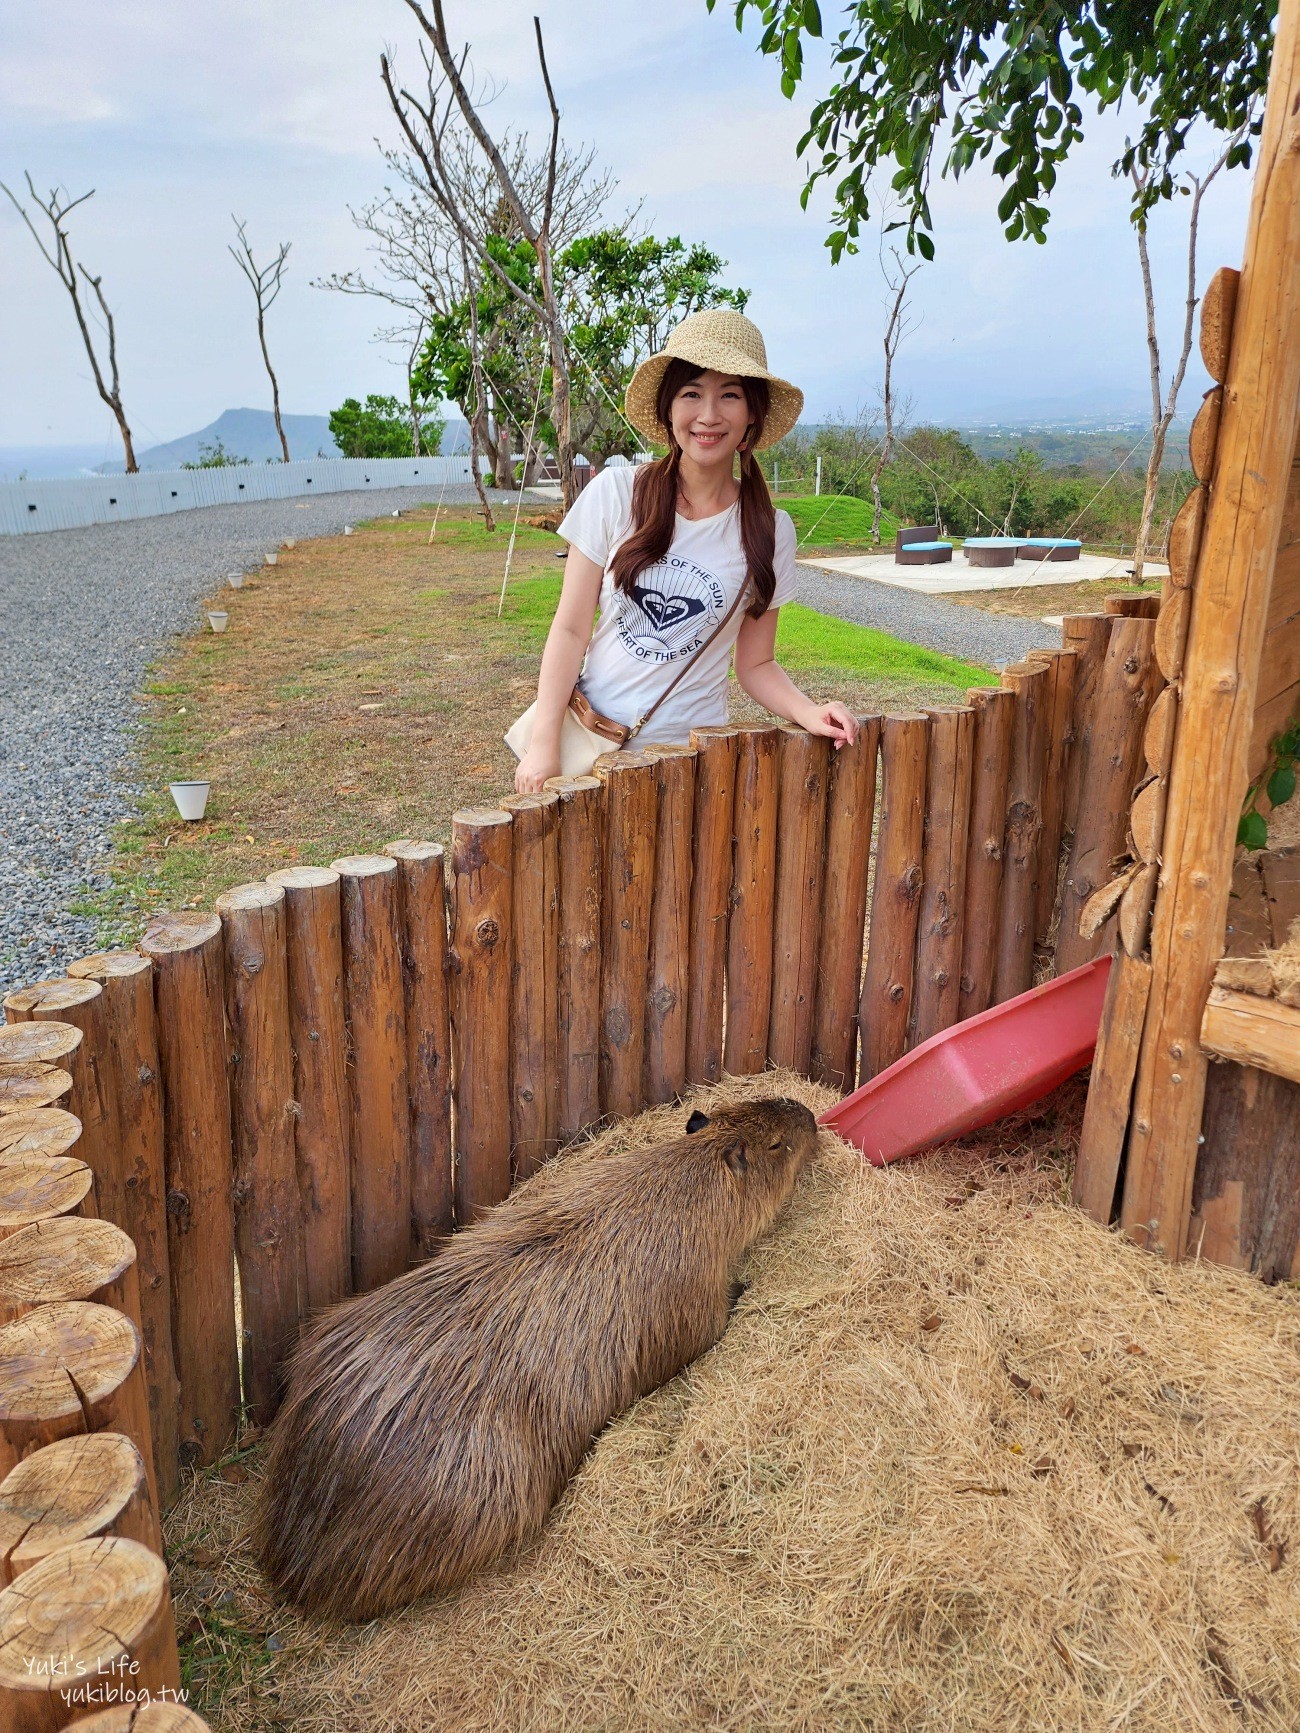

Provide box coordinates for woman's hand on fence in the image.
[515,744,562,794]
[800,701,858,750]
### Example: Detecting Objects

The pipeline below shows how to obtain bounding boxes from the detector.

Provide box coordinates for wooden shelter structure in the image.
[1072,0,1300,1277]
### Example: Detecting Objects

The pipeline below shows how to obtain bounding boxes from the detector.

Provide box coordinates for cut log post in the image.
[499,795,560,1178]
[214,883,301,1428]
[3,984,122,1251]
[0,1066,74,1117]
[548,777,604,1144]
[860,713,929,1080]
[265,866,351,1311]
[1122,3,1300,1261]
[911,707,975,1046]
[768,731,831,1074]
[725,727,781,1077]
[1025,648,1079,947]
[1072,952,1153,1224]
[0,1433,160,1586]
[643,746,696,1105]
[383,843,454,1251]
[1055,618,1161,975]
[138,912,238,1470]
[1103,594,1161,619]
[0,1158,94,1242]
[1189,387,1224,482]
[809,716,880,1093]
[331,856,411,1292]
[685,727,741,1088]
[994,664,1051,1001]
[958,689,1016,1020]
[0,1303,153,1495]
[62,1707,213,1733]
[0,1023,82,1064]
[1059,614,1112,849]
[0,1218,140,1328]
[449,810,513,1221]
[0,1111,81,1162]
[597,753,659,1116]
[64,953,178,1508]
[0,1535,179,1730]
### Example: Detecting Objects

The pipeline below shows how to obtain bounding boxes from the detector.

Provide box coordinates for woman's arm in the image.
[733,608,858,748]
[513,544,606,793]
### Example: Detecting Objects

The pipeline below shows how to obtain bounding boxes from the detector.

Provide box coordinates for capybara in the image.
[255,1096,817,1621]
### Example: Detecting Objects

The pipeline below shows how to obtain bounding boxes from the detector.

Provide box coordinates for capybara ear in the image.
[685,1109,711,1134]
[722,1140,748,1176]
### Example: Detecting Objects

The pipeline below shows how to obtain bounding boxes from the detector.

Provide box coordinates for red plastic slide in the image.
[819,955,1112,1166]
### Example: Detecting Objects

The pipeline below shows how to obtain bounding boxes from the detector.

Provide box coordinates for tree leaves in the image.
[717,0,1271,253]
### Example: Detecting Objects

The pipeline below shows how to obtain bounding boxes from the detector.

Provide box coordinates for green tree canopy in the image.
[415,229,748,470]
[328,393,443,459]
[710,0,1270,257]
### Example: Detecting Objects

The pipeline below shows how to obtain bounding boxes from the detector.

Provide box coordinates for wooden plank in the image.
[500,793,560,1179]
[1191,1061,1300,1280]
[1027,648,1078,945]
[644,745,696,1105]
[1261,846,1300,944]
[598,752,659,1115]
[1072,953,1152,1225]
[1060,614,1112,847]
[1200,988,1300,1084]
[449,809,513,1222]
[994,663,1051,1000]
[1123,0,1300,1259]
[551,775,604,1143]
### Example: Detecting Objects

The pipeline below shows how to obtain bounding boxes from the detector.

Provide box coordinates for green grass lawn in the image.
[776,494,900,547]
[501,572,990,690]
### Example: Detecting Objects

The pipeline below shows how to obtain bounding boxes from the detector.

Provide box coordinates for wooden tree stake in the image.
[138,913,238,1469]
[215,883,301,1426]
[598,754,659,1116]
[768,730,830,1074]
[332,856,411,1292]
[685,727,741,1087]
[500,795,560,1178]
[644,746,697,1104]
[383,843,455,1251]
[860,713,929,1080]
[725,727,780,1077]
[549,776,604,1144]
[449,809,513,1221]
[265,866,351,1310]
[810,716,880,1093]
[911,707,975,1045]
[0,1433,161,1586]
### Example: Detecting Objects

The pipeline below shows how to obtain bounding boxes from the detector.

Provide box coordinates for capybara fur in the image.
[254,1096,817,1622]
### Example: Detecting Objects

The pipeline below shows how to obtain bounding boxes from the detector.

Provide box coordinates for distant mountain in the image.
[95,406,471,472]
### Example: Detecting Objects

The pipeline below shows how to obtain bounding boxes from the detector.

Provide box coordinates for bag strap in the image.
[625,578,753,741]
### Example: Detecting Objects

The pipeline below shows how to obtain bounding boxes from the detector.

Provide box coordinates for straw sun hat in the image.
[624,309,803,450]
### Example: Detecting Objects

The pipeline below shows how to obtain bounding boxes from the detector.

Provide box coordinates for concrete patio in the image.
[799,549,1170,596]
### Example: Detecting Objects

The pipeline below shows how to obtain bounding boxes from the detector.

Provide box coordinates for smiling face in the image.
[666,369,753,469]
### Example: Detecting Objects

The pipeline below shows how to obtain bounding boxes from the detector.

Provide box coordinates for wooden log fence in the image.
[0,603,1159,1691]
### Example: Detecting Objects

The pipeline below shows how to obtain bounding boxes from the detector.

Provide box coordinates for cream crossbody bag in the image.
[504,579,752,778]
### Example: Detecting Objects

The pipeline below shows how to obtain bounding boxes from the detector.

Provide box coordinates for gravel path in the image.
[796,561,1055,671]
[0,484,508,993]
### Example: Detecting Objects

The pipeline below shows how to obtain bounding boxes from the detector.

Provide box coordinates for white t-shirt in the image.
[556,466,799,747]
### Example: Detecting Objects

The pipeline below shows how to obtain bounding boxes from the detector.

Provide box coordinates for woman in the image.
[512,309,858,793]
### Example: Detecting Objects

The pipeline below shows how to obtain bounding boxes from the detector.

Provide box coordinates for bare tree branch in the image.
[869,239,924,544]
[1,174,137,471]
[230,217,293,461]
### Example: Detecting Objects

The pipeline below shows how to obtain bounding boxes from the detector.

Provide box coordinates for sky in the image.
[0,0,1257,456]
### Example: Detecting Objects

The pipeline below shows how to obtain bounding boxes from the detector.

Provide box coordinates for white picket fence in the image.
[0,455,487,536]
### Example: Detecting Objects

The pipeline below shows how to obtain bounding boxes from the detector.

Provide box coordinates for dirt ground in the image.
[166,1072,1300,1733]
[84,505,984,942]
[935,575,1161,619]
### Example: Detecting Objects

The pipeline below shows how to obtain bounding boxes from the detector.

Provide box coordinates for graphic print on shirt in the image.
[616,554,728,664]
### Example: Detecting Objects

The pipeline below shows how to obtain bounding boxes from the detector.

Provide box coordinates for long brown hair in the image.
[609,358,776,616]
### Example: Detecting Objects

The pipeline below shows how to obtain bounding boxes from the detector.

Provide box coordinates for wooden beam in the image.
[1200,988,1300,1084]
[1121,0,1300,1258]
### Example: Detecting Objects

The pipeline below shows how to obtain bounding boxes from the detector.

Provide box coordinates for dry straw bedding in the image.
[171,1073,1300,1732]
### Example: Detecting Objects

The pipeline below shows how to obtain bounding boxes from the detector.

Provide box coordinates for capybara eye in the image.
[686,1109,711,1134]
